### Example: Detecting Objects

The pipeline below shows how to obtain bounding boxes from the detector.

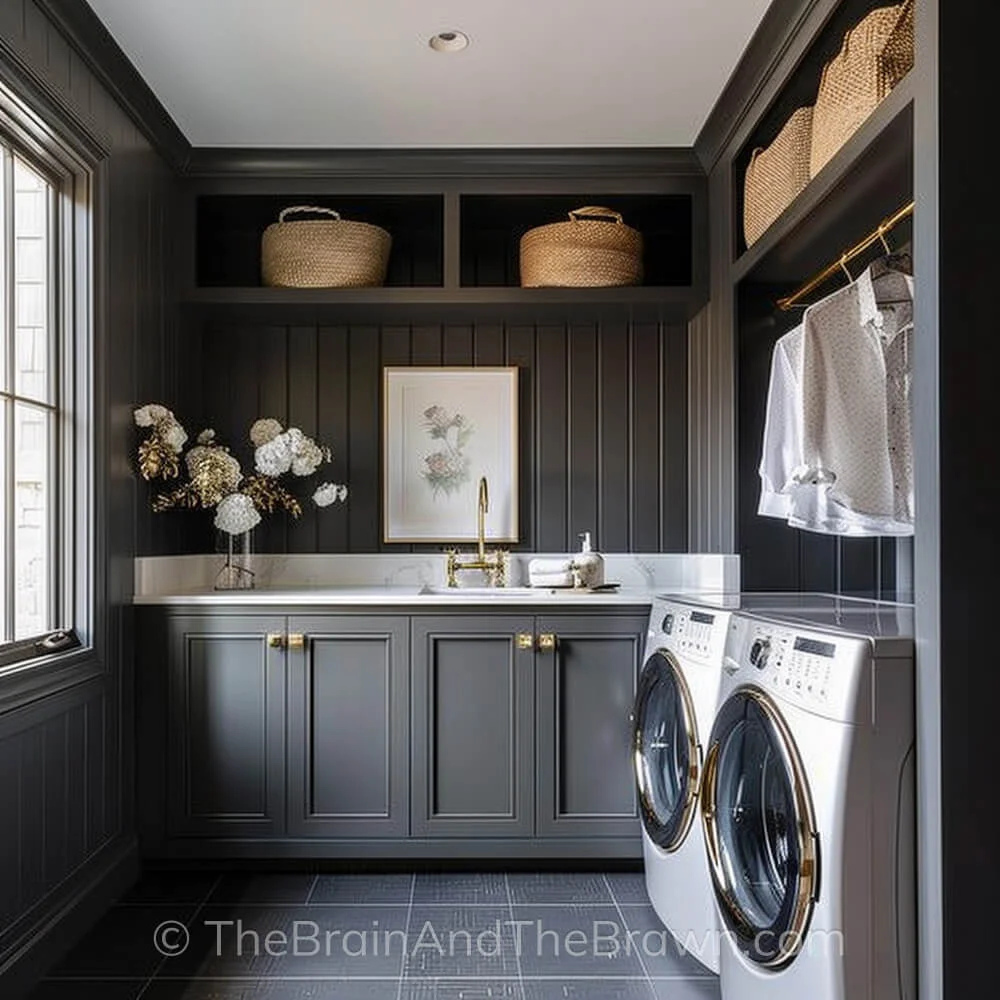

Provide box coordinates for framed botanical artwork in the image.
[383,367,519,543]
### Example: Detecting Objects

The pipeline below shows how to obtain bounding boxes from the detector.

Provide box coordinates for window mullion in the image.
[3,144,15,644]
[46,180,59,631]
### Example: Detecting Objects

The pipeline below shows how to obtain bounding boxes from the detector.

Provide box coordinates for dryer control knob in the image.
[750,638,771,670]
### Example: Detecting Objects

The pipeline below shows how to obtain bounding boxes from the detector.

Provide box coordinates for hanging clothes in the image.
[757,264,914,536]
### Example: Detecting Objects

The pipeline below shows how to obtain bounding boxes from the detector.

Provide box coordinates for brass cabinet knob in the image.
[267,634,285,649]
[538,633,557,651]
[288,634,306,650]
[517,633,535,650]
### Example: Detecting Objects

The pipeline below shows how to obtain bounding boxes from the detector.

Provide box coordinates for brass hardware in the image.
[288,633,305,650]
[517,633,534,650]
[267,634,285,648]
[445,476,509,588]
[537,633,557,651]
[777,200,914,310]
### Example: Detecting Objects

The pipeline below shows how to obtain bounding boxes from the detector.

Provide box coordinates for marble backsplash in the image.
[134,551,740,597]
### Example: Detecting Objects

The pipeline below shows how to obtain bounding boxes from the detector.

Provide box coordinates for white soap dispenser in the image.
[573,532,604,589]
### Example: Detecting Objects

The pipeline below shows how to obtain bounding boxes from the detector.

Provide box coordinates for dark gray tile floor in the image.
[32,871,720,1000]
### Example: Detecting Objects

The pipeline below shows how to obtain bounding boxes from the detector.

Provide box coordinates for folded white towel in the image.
[529,571,575,588]
[528,557,572,576]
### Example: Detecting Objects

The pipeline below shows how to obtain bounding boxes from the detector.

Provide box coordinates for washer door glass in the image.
[632,651,700,852]
[701,689,819,968]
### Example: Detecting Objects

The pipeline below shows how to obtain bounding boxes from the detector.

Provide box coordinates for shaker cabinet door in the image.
[286,615,410,838]
[411,616,535,838]
[166,615,287,838]
[535,614,645,839]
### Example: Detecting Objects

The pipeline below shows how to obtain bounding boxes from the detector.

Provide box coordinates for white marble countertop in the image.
[132,584,659,607]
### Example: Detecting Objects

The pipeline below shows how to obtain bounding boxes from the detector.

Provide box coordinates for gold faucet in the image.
[446,476,508,587]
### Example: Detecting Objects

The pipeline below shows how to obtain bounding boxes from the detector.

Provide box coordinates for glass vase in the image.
[214,529,255,590]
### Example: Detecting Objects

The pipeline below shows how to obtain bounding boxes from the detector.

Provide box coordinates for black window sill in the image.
[0,642,105,717]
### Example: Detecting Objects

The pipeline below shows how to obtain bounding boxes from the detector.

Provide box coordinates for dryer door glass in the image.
[702,690,819,969]
[632,651,700,852]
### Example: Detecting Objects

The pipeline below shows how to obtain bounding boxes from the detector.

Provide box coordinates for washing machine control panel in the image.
[649,604,727,663]
[743,626,838,706]
[726,615,874,723]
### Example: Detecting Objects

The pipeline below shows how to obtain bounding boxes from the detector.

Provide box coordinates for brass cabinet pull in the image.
[267,634,285,649]
[288,634,306,650]
[517,633,535,650]
[538,633,557,651]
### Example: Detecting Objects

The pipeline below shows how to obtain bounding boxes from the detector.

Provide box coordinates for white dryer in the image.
[631,594,736,972]
[701,603,916,1000]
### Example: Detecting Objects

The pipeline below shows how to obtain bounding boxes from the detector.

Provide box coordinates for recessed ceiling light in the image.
[429,30,470,53]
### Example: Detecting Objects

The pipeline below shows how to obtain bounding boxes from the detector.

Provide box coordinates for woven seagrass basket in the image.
[261,206,392,288]
[519,206,643,288]
[810,0,914,177]
[744,106,814,247]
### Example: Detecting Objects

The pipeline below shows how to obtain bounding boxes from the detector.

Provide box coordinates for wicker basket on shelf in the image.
[744,105,814,247]
[261,205,392,288]
[519,206,643,287]
[810,0,915,177]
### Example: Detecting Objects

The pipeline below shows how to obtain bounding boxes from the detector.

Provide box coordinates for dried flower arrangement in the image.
[134,403,348,535]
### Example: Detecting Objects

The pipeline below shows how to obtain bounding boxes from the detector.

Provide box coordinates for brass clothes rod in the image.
[776,201,915,311]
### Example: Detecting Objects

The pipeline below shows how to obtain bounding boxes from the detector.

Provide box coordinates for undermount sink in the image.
[418,585,564,596]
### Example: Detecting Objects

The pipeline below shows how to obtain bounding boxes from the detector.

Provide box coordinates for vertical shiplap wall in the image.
[0,0,177,990]
[166,319,689,556]
[687,301,736,553]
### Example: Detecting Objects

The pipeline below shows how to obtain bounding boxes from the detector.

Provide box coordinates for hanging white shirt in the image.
[757,267,914,536]
[800,265,914,529]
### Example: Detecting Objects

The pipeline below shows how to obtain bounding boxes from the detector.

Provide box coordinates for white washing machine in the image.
[632,594,736,972]
[701,603,916,1000]
[630,591,854,973]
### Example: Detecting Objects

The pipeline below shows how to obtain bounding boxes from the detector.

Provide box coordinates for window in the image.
[0,110,88,673]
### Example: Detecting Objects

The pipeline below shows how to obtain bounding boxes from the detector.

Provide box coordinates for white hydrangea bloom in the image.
[161,420,188,454]
[255,434,293,477]
[214,493,261,535]
[291,439,324,476]
[250,418,283,447]
[313,482,348,507]
[197,428,216,445]
[134,403,171,428]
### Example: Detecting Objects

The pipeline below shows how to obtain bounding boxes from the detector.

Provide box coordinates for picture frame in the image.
[383,367,519,543]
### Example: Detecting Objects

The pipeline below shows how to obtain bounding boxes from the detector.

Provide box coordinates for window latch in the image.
[35,630,77,653]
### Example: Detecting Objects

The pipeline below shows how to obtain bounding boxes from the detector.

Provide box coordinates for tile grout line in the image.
[394,871,417,1000]
[135,872,223,999]
[305,872,320,905]
[603,873,658,1000]
[504,872,526,1000]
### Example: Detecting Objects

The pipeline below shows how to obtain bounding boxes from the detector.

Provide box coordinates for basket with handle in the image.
[519,206,643,288]
[744,105,814,247]
[810,0,915,177]
[261,205,392,288]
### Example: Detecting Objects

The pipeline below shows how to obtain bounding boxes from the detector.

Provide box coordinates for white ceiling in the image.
[85,0,772,148]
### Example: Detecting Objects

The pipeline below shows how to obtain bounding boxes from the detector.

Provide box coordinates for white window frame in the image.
[0,76,96,687]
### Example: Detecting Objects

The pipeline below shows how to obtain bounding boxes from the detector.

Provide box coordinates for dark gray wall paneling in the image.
[0,0,177,993]
[158,320,689,556]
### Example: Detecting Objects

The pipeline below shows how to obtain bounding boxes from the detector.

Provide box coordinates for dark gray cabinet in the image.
[166,615,287,838]
[144,604,645,858]
[411,616,535,838]
[287,615,409,838]
[535,614,646,838]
